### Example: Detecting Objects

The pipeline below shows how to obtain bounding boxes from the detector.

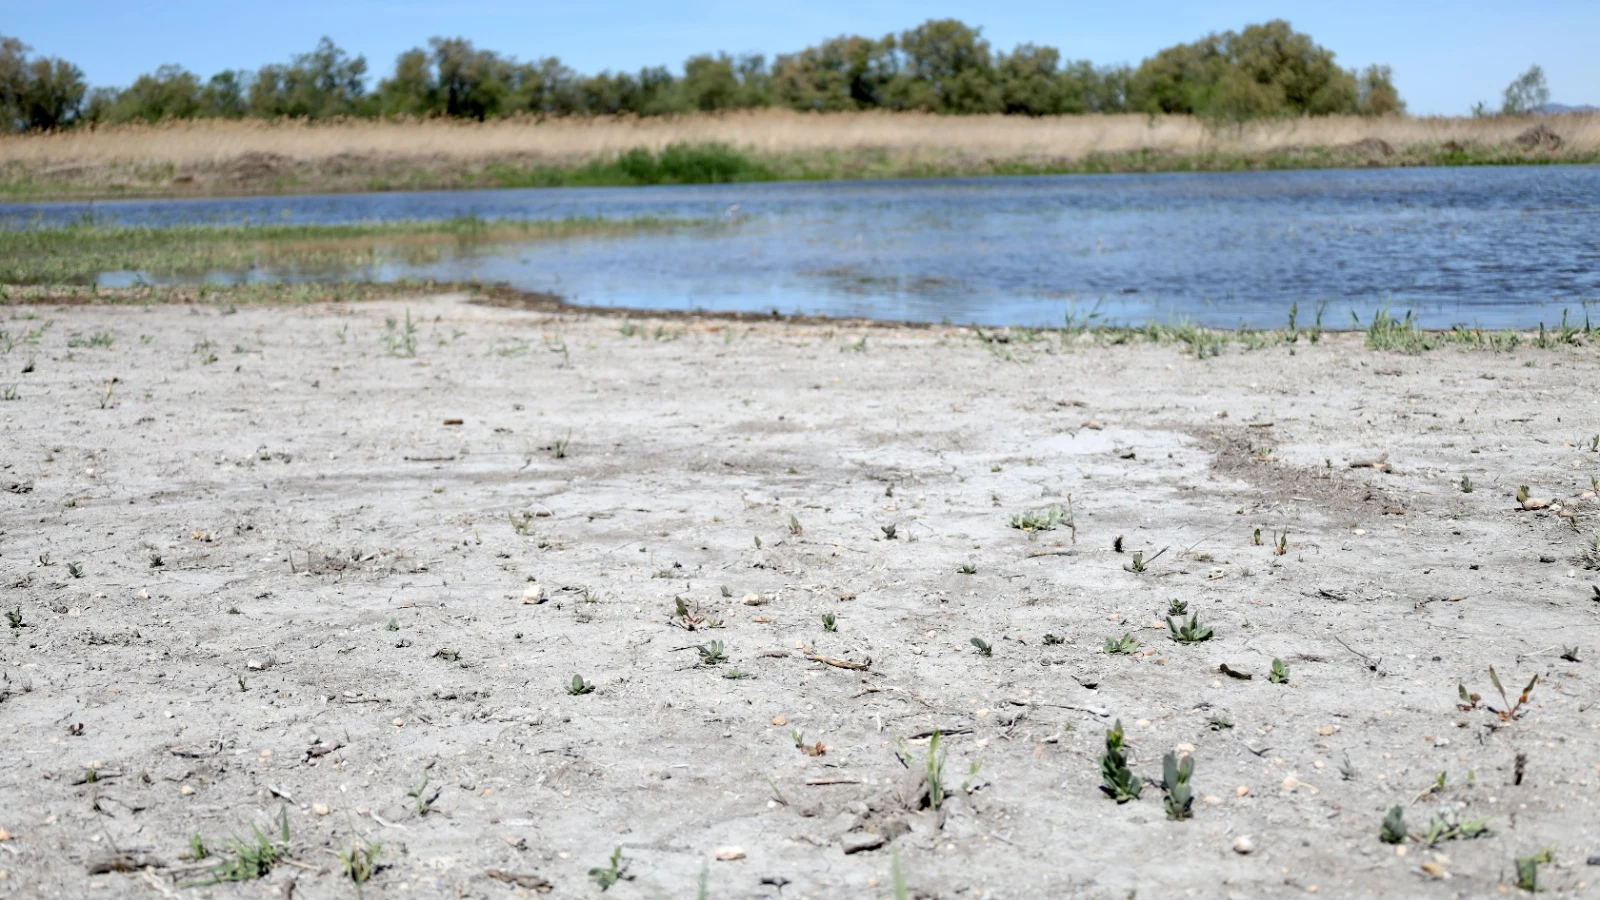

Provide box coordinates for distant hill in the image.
[1541,102,1598,114]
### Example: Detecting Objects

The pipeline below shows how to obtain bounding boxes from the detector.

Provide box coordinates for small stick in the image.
[804,652,870,671]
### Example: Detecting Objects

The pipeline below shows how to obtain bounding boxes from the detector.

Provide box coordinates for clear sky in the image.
[5,0,1596,116]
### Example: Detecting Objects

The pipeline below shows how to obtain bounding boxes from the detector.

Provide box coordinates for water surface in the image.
[4,166,1597,328]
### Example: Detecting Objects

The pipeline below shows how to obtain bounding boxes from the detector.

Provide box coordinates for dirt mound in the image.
[219,150,293,182]
[1346,137,1394,157]
[1514,123,1564,150]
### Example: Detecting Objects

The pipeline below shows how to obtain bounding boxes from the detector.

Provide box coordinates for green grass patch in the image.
[0,216,690,284]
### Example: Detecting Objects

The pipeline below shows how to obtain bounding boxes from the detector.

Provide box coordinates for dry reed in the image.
[4,109,1596,168]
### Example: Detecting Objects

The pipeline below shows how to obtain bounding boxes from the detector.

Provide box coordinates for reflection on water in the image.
[5,166,1599,328]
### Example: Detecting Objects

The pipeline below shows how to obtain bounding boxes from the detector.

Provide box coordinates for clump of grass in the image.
[1161,751,1194,820]
[1379,805,1406,844]
[1099,720,1141,803]
[409,772,438,816]
[188,809,292,885]
[1103,633,1139,655]
[1166,613,1214,644]
[1364,306,1433,354]
[339,839,382,884]
[1008,505,1067,532]
[589,846,631,891]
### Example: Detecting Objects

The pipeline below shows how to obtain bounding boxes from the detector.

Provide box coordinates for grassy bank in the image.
[0,111,1594,199]
[0,217,689,284]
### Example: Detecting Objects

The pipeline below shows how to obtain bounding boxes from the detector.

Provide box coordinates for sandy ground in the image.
[2,294,1599,899]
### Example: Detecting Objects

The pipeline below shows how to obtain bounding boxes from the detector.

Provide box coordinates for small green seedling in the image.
[1460,475,1474,493]
[1167,598,1188,616]
[67,562,83,578]
[922,731,948,810]
[1124,547,1167,573]
[1042,633,1064,645]
[188,809,292,885]
[1099,720,1141,803]
[6,607,22,629]
[1161,751,1194,821]
[1269,658,1290,684]
[1008,505,1068,532]
[237,675,248,692]
[339,840,382,884]
[1379,805,1407,844]
[697,640,727,665]
[791,729,825,756]
[1274,531,1288,556]
[567,674,595,695]
[1417,814,1493,846]
[385,618,398,631]
[1516,485,1530,505]
[186,834,209,861]
[957,563,977,575]
[1167,613,1214,644]
[508,512,533,535]
[969,637,992,657]
[819,611,838,632]
[1516,849,1554,892]
[551,430,570,459]
[589,846,630,891]
[1252,527,1263,546]
[409,773,437,816]
[789,514,803,535]
[1487,666,1538,721]
[1103,633,1139,655]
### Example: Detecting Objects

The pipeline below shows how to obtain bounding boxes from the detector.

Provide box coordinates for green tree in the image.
[771,35,897,111]
[1,35,86,130]
[1129,20,1367,121]
[1356,64,1403,116]
[248,37,368,119]
[200,71,250,118]
[998,44,1069,115]
[1500,64,1549,116]
[105,64,202,123]
[890,19,1000,113]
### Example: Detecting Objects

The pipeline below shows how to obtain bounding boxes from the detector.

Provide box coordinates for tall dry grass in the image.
[4,110,1597,168]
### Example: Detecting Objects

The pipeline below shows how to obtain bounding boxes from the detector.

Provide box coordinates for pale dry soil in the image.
[2,295,1599,899]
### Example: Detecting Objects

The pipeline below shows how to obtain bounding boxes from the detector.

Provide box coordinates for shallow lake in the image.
[5,165,1598,328]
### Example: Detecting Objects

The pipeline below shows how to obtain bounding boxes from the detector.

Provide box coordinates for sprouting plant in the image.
[409,772,437,816]
[1457,683,1482,711]
[0,384,16,401]
[148,552,164,568]
[6,607,22,629]
[1269,658,1290,684]
[508,511,533,535]
[551,430,571,459]
[589,846,630,891]
[1161,751,1194,820]
[1099,720,1142,803]
[1124,547,1168,573]
[697,640,727,665]
[957,563,977,574]
[1008,505,1069,532]
[1379,805,1406,844]
[1460,475,1475,493]
[1417,814,1493,846]
[917,731,948,810]
[891,841,909,900]
[185,834,209,861]
[788,514,803,535]
[1516,485,1530,505]
[670,597,722,631]
[1274,531,1288,556]
[969,637,992,657]
[961,760,983,793]
[821,613,837,632]
[67,562,83,578]
[1486,666,1538,721]
[791,729,826,757]
[1167,598,1188,616]
[1042,633,1064,645]
[187,809,292,885]
[237,675,248,692]
[384,309,418,358]
[567,674,595,696]
[339,839,382,884]
[1252,527,1262,546]
[386,618,399,631]
[1103,633,1139,655]
[1515,849,1554,892]
[1166,613,1214,644]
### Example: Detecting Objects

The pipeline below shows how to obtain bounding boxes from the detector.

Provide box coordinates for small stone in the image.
[312,803,331,816]
[1174,743,1196,756]
[521,583,547,604]
[1232,835,1255,854]
[391,717,405,727]
[1314,725,1338,736]
[179,785,195,796]
[713,847,745,861]
[771,715,787,726]
[841,832,886,854]
[246,659,266,671]
[1202,795,1223,805]
[1135,719,1151,729]
[742,593,769,606]
[1236,786,1250,797]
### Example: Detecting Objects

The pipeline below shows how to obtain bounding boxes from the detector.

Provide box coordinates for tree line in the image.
[3,19,1409,132]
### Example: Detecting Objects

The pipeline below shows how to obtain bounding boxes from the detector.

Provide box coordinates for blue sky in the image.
[5,0,1596,116]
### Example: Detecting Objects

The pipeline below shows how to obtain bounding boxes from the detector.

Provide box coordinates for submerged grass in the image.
[0,216,691,284]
